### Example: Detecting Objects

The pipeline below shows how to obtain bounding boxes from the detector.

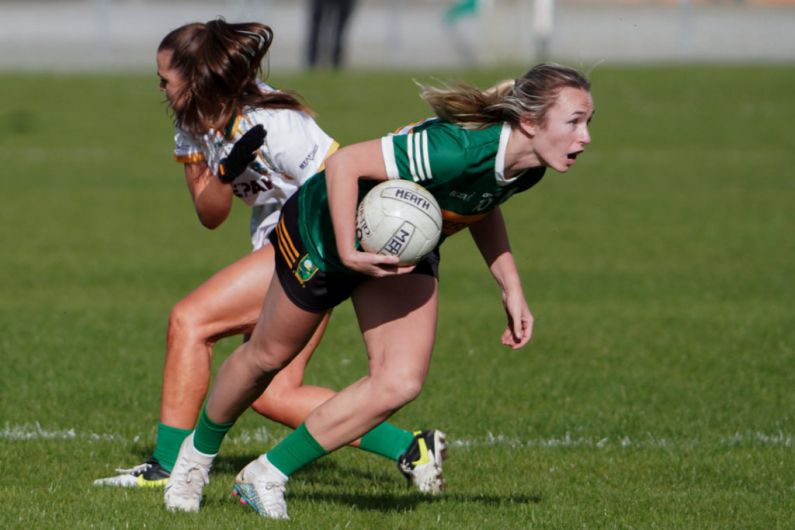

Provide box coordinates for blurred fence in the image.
[0,0,793,71]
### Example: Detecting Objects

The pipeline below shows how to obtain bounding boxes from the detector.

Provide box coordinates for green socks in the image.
[152,408,236,470]
[266,422,414,477]
[155,414,413,477]
[192,407,236,456]
[359,422,415,461]
[152,423,192,472]
[267,423,328,477]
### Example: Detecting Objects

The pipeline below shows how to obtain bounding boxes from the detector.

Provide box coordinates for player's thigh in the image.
[269,310,332,386]
[246,272,328,366]
[178,245,275,338]
[352,274,438,378]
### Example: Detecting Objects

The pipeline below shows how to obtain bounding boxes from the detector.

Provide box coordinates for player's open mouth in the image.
[567,150,583,161]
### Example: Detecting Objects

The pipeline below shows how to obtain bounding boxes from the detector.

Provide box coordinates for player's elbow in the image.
[195,200,231,229]
[196,209,227,229]
[199,219,221,230]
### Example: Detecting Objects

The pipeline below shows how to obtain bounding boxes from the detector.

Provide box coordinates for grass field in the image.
[1,65,793,529]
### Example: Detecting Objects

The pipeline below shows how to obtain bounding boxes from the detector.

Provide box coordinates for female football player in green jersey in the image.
[165,63,594,519]
[94,18,442,494]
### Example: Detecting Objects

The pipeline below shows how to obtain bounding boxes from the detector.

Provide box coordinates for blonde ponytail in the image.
[418,63,590,129]
[418,79,516,130]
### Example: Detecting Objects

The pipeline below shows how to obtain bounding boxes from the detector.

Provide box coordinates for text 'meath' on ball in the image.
[356,180,442,265]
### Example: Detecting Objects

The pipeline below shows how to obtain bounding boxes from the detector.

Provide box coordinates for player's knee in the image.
[378,374,424,410]
[166,299,208,347]
[243,343,292,375]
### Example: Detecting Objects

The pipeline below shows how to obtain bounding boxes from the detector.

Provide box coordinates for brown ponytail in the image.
[159,18,312,134]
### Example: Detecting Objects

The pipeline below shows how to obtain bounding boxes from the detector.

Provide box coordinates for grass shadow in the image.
[287,490,544,513]
[124,452,543,514]
[212,455,543,513]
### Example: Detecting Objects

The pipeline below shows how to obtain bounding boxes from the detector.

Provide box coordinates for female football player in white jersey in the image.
[164,63,594,519]
[94,18,442,493]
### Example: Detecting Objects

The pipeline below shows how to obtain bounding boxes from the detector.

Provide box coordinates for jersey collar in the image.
[224,113,242,139]
[494,122,514,186]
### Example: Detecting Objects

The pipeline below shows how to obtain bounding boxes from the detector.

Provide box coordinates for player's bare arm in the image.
[325,140,404,276]
[183,161,233,229]
[469,207,534,348]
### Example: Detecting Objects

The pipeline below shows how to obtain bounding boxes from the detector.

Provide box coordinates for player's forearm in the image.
[326,141,389,262]
[194,179,233,229]
[488,251,524,296]
[184,162,233,229]
[469,208,524,293]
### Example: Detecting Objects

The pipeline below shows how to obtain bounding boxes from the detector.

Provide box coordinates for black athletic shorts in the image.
[269,193,440,313]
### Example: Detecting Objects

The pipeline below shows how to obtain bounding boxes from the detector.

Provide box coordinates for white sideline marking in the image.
[450,431,793,449]
[0,422,130,442]
[0,423,277,445]
[2,423,792,448]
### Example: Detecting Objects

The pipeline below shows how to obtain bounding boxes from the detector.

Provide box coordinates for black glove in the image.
[218,124,267,183]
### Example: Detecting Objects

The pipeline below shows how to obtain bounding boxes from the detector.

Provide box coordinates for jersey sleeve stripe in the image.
[412,132,426,182]
[407,132,418,181]
[380,136,400,179]
[420,130,432,181]
[174,153,204,163]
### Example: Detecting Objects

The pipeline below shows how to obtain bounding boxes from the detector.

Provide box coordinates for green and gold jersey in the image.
[382,118,545,236]
[298,118,545,273]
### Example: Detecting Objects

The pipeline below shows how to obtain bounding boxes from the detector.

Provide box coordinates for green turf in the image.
[1,65,793,529]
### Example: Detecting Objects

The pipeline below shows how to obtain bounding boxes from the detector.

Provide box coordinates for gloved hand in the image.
[218,124,267,183]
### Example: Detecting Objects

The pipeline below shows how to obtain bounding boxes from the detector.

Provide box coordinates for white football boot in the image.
[163,433,215,512]
[232,454,289,519]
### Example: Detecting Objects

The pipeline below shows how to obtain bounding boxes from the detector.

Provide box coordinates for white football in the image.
[356,180,442,265]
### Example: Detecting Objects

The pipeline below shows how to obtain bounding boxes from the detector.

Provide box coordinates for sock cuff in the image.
[157,422,192,436]
[267,422,328,477]
[199,407,236,431]
[153,423,193,472]
[297,423,329,456]
[193,406,235,456]
[358,422,414,461]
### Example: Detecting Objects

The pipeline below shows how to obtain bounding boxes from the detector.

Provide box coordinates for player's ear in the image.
[518,116,537,137]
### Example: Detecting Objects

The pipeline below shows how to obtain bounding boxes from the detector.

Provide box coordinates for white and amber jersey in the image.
[173,85,338,250]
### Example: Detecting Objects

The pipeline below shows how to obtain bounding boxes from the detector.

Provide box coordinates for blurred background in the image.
[2,2,794,527]
[1,0,794,72]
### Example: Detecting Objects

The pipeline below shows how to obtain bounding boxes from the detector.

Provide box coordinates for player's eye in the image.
[159,77,167,89]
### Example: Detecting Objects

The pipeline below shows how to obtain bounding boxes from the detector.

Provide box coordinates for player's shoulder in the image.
[173,122,202,146]
[415,119,501,148]
[242,105,315,133]
[451,122,502,148]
